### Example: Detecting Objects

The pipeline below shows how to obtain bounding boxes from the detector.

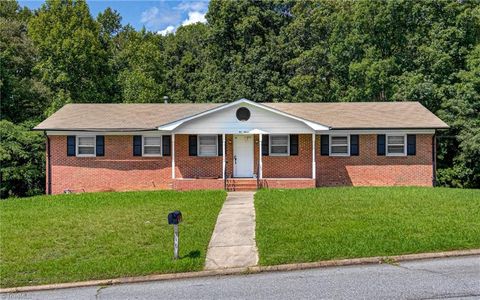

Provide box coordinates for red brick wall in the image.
[48,134,225,194]
[260,179,316,189]
[262,134,313,178]
[174,134,222,179]
[315,134,433,186]
[47,133,434,194]
[49,135,173,194]
[173,179,224,190]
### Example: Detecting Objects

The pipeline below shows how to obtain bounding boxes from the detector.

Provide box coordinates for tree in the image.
[28,0,114,114]
[114,29,166,103]
[97,7,122,39]
[0,1,51,123]
[162,23,212,103]
[437,44,480,188]
[0,120,45,198]
[206,0,295,102]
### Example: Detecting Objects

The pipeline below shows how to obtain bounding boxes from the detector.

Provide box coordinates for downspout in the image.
[45,132,52,195]
[432,131,437,187]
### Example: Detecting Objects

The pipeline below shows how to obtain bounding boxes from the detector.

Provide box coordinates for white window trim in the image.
[142,135,163,157]
[269,134,290,156]
[329,135,350,157]
[76,135,96,157]
[197,135,218,157]
[386,134,407,157]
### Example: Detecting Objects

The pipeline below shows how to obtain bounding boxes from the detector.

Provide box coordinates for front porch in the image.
[171,133,317,191]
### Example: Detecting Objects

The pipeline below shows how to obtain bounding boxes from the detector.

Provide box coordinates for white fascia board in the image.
[321,129,436,134]
[157,98,330,132]
[45,130,169,136]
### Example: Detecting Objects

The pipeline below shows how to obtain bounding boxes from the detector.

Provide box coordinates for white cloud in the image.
[157,25,176,36]
[147,1,208,36]
[177,1,209,12]
[140,6,182,30]
[140,7,159,25]
[181,11,207,26]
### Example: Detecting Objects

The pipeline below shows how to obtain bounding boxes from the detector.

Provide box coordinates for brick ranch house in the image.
[34,99,448,194]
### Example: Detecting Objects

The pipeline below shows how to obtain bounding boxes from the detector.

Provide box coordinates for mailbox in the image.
[168,211,182,225]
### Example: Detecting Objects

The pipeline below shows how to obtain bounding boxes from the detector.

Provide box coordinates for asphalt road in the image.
[3,255,480,300]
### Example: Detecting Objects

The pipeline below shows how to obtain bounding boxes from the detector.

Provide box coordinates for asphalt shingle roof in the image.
[34,101,448,131]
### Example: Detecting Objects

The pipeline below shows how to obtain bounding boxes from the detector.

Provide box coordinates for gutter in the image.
[33,128,157,132]
[328,127,449,130]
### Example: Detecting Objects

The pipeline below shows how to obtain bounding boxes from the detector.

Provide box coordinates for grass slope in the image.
[0,190,226,288]
[255,187,480,266]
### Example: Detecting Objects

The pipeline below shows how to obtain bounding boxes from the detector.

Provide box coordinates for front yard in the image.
[0,190,225,288]
[255,187,480,266]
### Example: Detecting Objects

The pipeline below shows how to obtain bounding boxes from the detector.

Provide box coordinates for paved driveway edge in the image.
[2,248,480,294]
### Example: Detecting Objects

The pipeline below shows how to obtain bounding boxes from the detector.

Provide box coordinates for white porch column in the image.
[312,133,316,179]
[259,134,263,179]
[171,133,175,179]
[222,133,226,179]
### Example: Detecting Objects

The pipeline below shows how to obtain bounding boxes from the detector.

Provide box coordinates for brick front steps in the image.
[226,179,258,191]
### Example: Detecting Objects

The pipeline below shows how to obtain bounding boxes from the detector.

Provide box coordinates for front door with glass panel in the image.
[233,135,254,177]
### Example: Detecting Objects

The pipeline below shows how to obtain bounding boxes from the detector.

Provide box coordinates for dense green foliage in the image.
[0,120,45,198]
[1,0,479,197]
[0,190,226,287]
[255,187,480,265]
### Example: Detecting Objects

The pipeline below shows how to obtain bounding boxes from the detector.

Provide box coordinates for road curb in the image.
[2,248,479,294]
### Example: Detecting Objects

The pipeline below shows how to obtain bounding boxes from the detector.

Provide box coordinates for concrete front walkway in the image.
[205,192,258,270]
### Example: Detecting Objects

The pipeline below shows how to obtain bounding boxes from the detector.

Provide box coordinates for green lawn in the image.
[0,190,226,288]
[255,187,480,266]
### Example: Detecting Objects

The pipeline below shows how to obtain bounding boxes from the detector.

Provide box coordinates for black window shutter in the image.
[262,134,269,156]
[290,134,298,156]
[189,135,197,156]
[133,135,142,156]
[217,135,223,156]
[407,134,416,156]
[163,135,171,156]
[377,134,386,156]
[350,135,359,156]
[67,136,76,156]
[320,135,329,156]
[96,136,104,156]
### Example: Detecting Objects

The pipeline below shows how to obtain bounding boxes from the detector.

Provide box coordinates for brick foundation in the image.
[173,179,224,191]
[260,179,316,189]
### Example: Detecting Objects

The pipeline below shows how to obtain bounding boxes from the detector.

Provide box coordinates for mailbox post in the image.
[167,211,182,259]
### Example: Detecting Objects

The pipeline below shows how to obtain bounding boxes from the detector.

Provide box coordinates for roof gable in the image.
[157,99,329,132]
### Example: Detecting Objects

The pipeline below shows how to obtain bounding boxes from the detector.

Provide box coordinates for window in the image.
[198,135,217,156]
[76,136,95,157]
[143,136,162,156]
[269,135,289,155]
[330,135,349,156]
[386,134,406,156]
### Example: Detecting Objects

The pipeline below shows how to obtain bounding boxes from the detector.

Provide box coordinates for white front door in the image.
[233,135,254,177]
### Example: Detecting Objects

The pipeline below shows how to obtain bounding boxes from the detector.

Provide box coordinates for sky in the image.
[18,0,210,35]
